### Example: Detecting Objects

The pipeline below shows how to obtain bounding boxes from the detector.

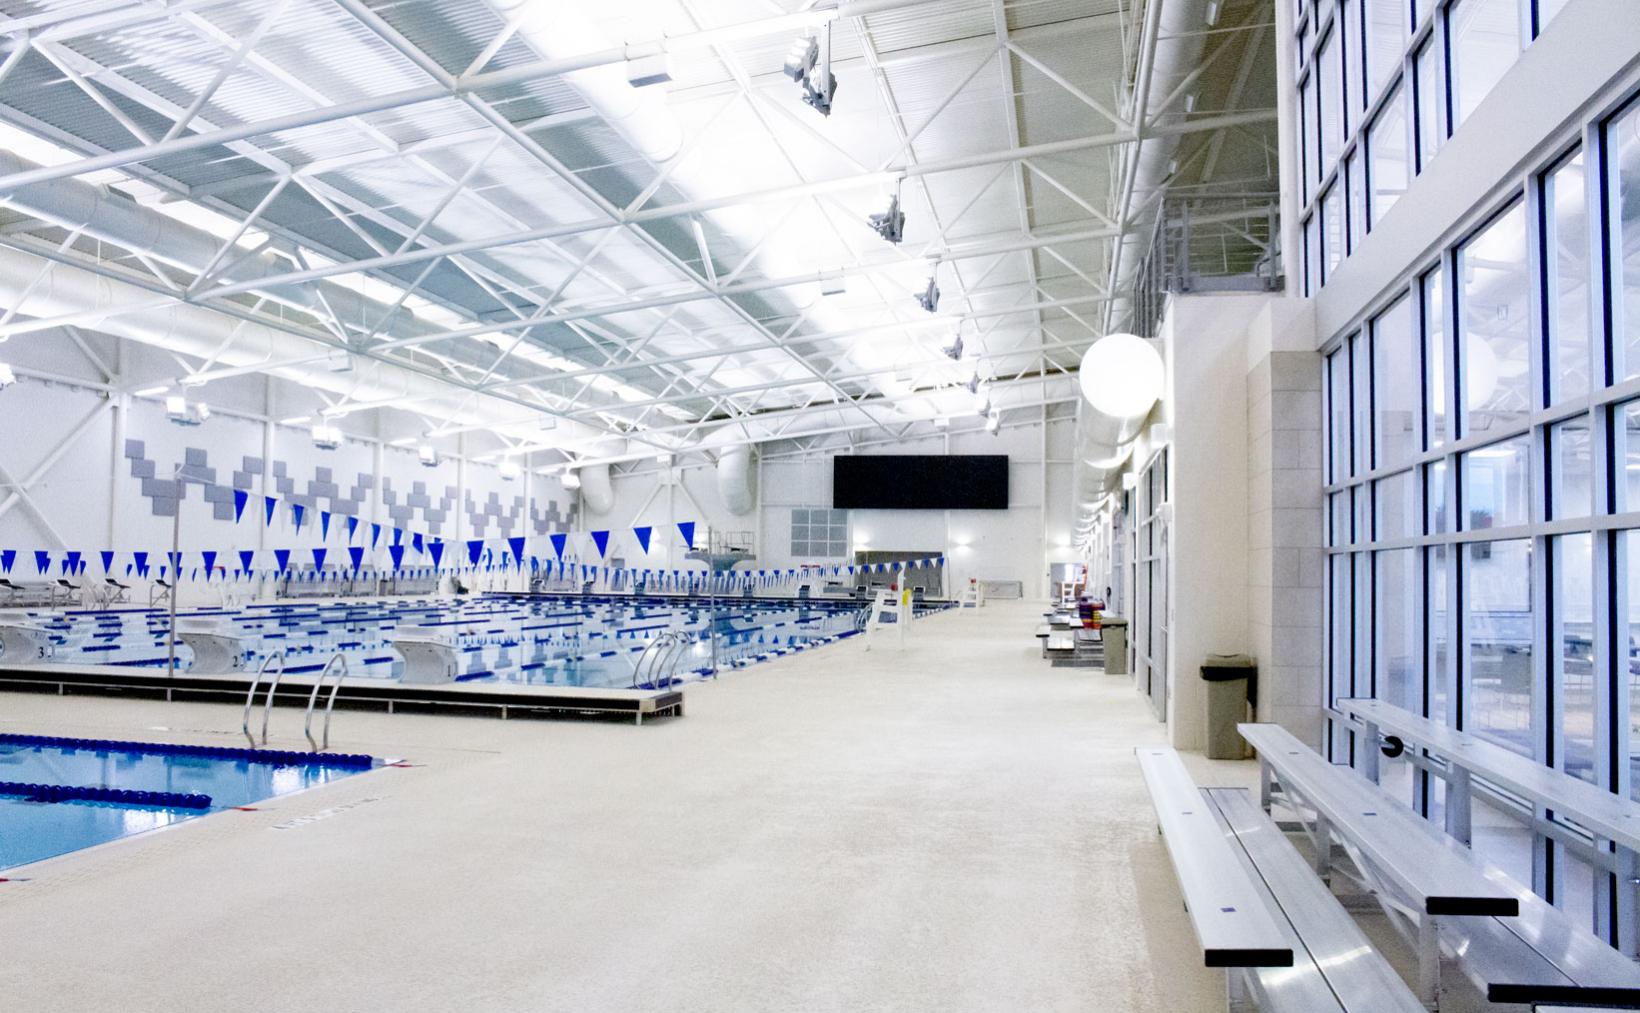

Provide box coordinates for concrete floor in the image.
[0,601,1237,1012]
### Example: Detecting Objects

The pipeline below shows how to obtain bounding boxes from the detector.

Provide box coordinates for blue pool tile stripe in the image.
[0,734,374,770]
[0,781,212,810]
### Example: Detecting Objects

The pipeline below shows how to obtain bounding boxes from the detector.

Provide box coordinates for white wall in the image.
[589,411,1077,598]
[0,335,573,602]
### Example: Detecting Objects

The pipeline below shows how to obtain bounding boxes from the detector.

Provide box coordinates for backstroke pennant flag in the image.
[264,496,277,527]
[201,550,217,576]
[311,548,327,572]
[100,550,115,573]
[347,516,359,542]
[427,540,445,570]
[348,546,365,572]
[550,532,567,560]
[34,550,49,574]
[320,511,331,541]
[239,550,255,575]
[633,526,652,553]
[508,537,527,568]
[591,530,610,558]
[466,539,485,567]
[273,549,291,575]
[291,503,305,533]
[0,549,12,574]
[232,489,249,523]
[388,544,406,571]
[677,521,695,548]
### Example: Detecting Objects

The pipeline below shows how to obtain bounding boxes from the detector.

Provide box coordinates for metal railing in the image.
[631,630,693,690]
[304,653,348,753]
[242,650,286,747]
[1131,194,1283,338]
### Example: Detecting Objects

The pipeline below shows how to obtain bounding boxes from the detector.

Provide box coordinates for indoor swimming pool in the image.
[0,593,949,690]
[0,734,374,870]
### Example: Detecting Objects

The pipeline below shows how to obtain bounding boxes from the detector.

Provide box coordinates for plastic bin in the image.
[1201,654,1258,760]
[1101,618,1128,675]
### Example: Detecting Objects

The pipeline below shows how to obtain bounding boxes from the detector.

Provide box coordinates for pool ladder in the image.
[240,650,348,752]
[631,630,691,690]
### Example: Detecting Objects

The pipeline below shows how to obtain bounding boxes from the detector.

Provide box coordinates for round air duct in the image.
[717,445,756,516]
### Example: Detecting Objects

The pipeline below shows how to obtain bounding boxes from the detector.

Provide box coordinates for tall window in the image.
[1458,203,1530,435]
[1369,85,1410,226]
[1448,0,1521,127]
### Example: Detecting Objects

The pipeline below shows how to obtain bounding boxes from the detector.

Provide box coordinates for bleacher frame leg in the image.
[1416,913,1440,1009]
[1225,968,1255,1013]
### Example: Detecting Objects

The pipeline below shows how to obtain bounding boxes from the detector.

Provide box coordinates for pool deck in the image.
[0,600,1239,1012]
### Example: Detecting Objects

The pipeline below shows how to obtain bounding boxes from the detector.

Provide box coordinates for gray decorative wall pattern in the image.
[121,440,576,536]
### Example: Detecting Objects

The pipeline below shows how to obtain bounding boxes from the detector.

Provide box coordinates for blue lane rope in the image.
[0,733,374,770]
[0,780,212,809]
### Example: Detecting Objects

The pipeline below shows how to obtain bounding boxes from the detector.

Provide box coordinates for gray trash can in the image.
[1201,654,1258,760]
[1101,618,1128,675]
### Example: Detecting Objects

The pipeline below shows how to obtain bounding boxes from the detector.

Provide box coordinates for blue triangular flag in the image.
[320,511,331,541]
[550,532,567,560]
[347,516,359,542]
[233,488,249,522]
[348,546,365,572]
[63,550,81,575]
[312,548,327,572]
[201,550,216,575]
[412,532,423,554]
[371,523,382,548]
[273,549,291,574]
[264,496,277,526]
[100,550,115,573]
[239,550,255,574]
[677,521,695,548]
[0,550,11,574]
[467,539,484,567]
[133,551,148,576]
[508,536,526,566]
[428,540,445,569]
[389,544,405,570]
[591,530,610,558]
[633,526,652,553]
[291,503,305,532]
[34,550,50,574]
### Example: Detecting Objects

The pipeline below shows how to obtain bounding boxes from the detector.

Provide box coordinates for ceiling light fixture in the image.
[917,266,940,313]
[166,396,208,427]
[941,331,964,361]
[312,424,342,451]
[868,183,905,244]
[783,23,836,116]
[418,443,439,468]
[498,460,521,481]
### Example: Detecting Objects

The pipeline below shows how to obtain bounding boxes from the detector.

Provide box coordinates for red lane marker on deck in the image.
[231,806,260,811]
[386,762,423,768]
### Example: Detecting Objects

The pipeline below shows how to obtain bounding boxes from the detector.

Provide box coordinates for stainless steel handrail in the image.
[655,634,692,689]
[630,632,669,689]
[304,652,348,753]
[242,650,286,747]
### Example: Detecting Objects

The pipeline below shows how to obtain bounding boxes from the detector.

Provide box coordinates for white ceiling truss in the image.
[0,0,1276,468]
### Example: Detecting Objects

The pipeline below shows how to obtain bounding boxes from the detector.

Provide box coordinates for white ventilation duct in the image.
[1106,0,1215,331]
[1070,335,1165,526]
[717,444,756,516]
[574,439,624,516]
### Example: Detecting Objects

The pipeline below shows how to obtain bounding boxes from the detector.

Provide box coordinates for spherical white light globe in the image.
[1078,332,1164,420]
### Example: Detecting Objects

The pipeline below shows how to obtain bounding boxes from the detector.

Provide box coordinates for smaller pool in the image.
[0,734,374,871]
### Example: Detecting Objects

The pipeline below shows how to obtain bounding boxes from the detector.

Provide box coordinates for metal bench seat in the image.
[1240,722,1518,1005]
[1136,747,1294,968]
[1205,787,1425,1013]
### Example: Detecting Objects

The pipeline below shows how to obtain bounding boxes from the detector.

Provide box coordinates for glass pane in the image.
[1328,348,1350,483]
[1413,37,1443,170]
[1612,98,1640,381]
[1323,185,1345,279]
[1430,543,1451,723]
[1365,0,1406,97]
[1343,0,1363,125]
[1375,469,1419,541]
[1624,401,1640,512]
[1306,214,1321,297]
[1347,148,1366,253]
[1378,548,1420,710]
[1629,532,1640,799]
[1462,434,1531,531]
[1331,554,1353,711]
[1369,85,1410,225]
[1331,491,1351,546]
[1467,537,1533,757]
[1424,267,1449,447]
[1460,203,1532,434]
[1300,76,1315,205]
[1374,294,1418,467]
[1428,459,1450,533]
[1546,153,1592,401]
[1559,533,1595,782]
[1319,28,1343,174]
[1352,330,1371,477]
[1449,0,1520,127]
[1550,416,1592,519]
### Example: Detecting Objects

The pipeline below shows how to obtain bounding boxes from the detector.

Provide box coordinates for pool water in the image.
[5,593,948,689]
[0,738,371,870]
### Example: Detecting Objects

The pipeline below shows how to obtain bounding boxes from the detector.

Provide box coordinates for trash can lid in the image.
[1101,617,1128,627]
[1200,653,1256,681]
